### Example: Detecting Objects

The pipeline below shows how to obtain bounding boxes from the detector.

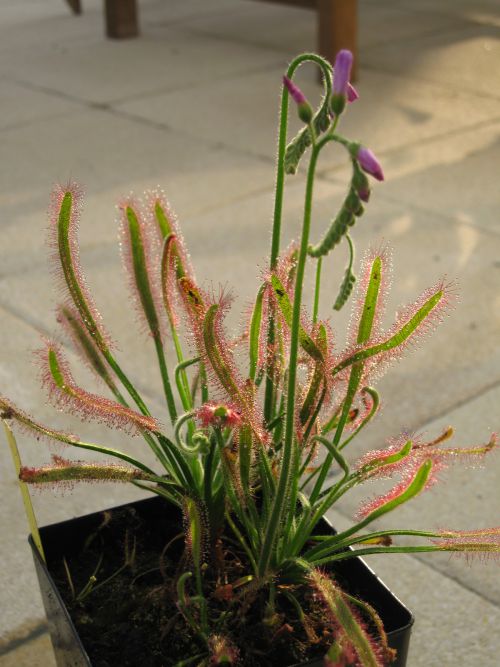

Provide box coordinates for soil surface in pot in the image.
[47,500,385,666]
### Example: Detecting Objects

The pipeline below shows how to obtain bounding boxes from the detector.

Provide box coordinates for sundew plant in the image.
[3,52,499,667]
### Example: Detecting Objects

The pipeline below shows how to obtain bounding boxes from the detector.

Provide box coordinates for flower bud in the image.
[283,75,313,124]
[331,49,353,116]
[356,146,384,181]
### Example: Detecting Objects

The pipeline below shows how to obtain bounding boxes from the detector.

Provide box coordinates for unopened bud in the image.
[356,145,384,181]
[283,75,313,125]
[298,101,313,124]
[331,49,354,116]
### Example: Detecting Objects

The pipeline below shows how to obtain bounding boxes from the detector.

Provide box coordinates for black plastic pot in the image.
[30,496,413,666]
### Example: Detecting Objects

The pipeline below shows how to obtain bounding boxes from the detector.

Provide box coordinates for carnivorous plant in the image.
[3,51,499,667]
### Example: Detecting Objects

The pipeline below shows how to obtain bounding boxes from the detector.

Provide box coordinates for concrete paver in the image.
[0,629,55,667]
[117,65,500,164]
[0,78,80,132]
[364,23,500,99]
[0,108,274,275]
[351,120,500,234]
[0,21,284,105]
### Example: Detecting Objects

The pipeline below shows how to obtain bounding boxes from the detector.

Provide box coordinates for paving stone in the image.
[0,19,283,105]
[355,120,500,234]
[363,22,500,100]
[326,509,500,667]
[0,629,55,667]
[0,107,274,275]
[0,79,80,132]
[394,0,500,27]
[140,0,238,26]
[117,64,500,165]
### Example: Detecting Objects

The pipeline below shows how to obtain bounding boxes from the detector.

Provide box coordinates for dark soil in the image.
[42,497,390,666]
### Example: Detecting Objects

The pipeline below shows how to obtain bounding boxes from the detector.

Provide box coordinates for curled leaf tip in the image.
[37,340,159,435]
[0,395,78,444]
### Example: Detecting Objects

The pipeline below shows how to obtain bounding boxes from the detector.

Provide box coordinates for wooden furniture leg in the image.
[65,0,82,15]
[318,0,358,80]
[105,0,139,39]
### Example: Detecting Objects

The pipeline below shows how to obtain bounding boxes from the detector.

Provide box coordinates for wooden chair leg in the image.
[65,0,82,15]
[105,0,139,39]
[317,0,358,81]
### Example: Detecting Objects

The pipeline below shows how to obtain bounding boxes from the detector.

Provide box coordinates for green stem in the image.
[312,545,452,566]
[312,257,322,325]
[264,52,333,424]
[153,337,178,424]
[305,529,442,563]
[259,138,324,577]
[103,350,151,416]
[310,362,362,503]
[225,512,258,575]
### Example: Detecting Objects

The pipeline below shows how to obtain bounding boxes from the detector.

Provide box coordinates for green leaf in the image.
[333,289,444,376]
[155,202,187,280]
[284,103,331,175]
[358,439,413,478]
[249,284,266,381]
[125,205,161,340]
[363,459,433,523]
[310,570,383,667]
[184,497,205,572]
[203,305,242,400]
[270,274,323,362]
[58,307,121,397]
[299,324,328,425]
[357,255,382,344]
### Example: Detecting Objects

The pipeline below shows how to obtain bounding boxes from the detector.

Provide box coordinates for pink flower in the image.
[333,50,353,96]
[332,50,354,115]
[195,402,243,428]
[357,146,384,181]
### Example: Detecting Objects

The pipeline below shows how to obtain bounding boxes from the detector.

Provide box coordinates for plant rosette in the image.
[3,51,499,667]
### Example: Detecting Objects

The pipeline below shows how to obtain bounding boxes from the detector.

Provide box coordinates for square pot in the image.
[30,496,413,666]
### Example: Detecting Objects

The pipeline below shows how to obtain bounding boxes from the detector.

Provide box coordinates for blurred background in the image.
[0,1,499,665]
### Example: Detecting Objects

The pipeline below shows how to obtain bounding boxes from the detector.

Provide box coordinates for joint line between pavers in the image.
[0,621,48,657]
